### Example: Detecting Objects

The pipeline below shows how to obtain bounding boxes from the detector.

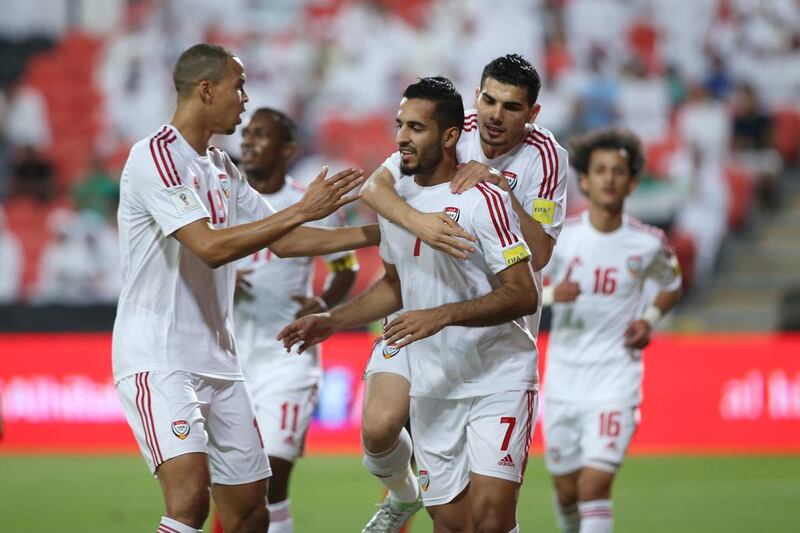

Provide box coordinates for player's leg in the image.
[575,404,640,533]
[205,379,271,532]
[252,384,319,533]
[116,371,217,531]
[411,395,472,532]
[467,390,537,533]
[361,340,421,532]
[543,400,583,533]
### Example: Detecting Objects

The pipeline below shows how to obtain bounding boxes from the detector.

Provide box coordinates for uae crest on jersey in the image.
[444,206,460,223]
[627,255,643,275]
[383,342,401,359]
[419,470,430,492]
[218,173,230,197]
[172,420,190,440]
[502,170,518,190]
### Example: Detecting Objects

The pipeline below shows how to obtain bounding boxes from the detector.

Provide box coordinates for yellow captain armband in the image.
[531,198,555,225]
[326,253,359,273]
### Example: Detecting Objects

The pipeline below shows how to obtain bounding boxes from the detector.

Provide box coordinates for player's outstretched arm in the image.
[269,224,379,258]
[624,287,682,349]
[383,260,537,348]
[362,165,476,259]
[278,261,403,353]
[174,167,364,268]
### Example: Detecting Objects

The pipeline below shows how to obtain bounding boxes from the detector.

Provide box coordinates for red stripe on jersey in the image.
[475,183,507,247]
[475,183,514,246]
[161,135,182,185]
[480,182,519,244]
[464,113,477,121]
[207,190,218,223]
[521,390,534,478]
[135,373,158,467]
[149,127,172,187]
[155,131,179,187]
[142,373,163,464]
[158,525,182,533]
[525,138,552,198]
[529,130,559,199]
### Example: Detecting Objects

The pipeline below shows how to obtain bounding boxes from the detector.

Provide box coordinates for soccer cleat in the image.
[362,495,423,533]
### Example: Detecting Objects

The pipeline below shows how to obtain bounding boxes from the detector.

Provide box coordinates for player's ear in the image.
[198,80,214,104]
[473,87,481,107]
[626,174,639,196]
[528,102,541,124]
[281,141,298,161]
[578,173,590,196]
[443,126,460,149]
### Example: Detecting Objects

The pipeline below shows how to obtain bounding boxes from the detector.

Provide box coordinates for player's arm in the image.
[277,261,403,353]
[269,225,379,258]
[293,254,359,318]
[174,167,364,268]
[361,164,476,259]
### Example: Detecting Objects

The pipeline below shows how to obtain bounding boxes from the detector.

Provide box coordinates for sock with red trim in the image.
[157,516,202,533]
[362,427,419,503]
[578,499,612,533]
[552,493,580,533]
[267,500,293,533]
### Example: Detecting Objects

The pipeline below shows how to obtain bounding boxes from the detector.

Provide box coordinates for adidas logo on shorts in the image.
[497,453,515,468]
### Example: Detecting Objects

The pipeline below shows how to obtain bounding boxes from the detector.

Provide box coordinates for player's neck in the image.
[588,206,623,233]
[170,106,214,156]
[479,128,526,160]
[414,154,458,188]
[248,170,286,194]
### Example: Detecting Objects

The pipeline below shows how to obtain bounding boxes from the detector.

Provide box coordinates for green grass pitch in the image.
[1,454,798,532]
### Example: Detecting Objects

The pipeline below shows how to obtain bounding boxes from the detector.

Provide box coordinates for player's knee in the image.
[165,485,210,528]
[361,410,404,453]
[578,471,613,501]
[554,478,579,507]
[472,509,516,533]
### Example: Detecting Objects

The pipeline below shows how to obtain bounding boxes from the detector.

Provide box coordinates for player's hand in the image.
[277,312,335,354]
[554,279,581,303]
[296,166,364,221]
[451,160,507,194]
[291,295,328,318]
[234,268,254,299]
[383,309,447,349]
[409,212,476,260]
[624,319,652,349]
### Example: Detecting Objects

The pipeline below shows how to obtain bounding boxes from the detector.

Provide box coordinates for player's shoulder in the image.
[623,216,668,247]
[524,123,567,158]
[128,125,173,163]
[462,181,513,215]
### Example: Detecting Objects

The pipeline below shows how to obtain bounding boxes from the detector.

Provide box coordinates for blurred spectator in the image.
[618,59,670,143]
[0,82,51,149]
[0,206,23,303]
[731,83,783,209]
[11,145,55,202]
[32,208,119,304]
[71,156,119,219]
[703,50,734,101]
[570,48,619,132]
[676,82,731,160]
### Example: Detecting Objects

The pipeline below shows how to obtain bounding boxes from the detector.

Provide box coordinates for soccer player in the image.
[280,76,539,533]
[358,54,568,531]
[541,128,682,533]
[234,108,359,533]
[112,43,378,533]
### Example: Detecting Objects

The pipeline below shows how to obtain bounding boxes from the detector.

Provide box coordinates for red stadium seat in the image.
[772,107,800,163]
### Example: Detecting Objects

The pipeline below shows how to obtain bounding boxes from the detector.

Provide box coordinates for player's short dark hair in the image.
[569,128,645,178]
[173,43,236,98]
[402,76,464,132]
[481,54,542,106]
[253,107,297,143]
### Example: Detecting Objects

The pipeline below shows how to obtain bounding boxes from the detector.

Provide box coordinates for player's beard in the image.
[400,144,441,175]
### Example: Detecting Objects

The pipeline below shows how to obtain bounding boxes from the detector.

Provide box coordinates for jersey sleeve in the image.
[471,183,531,275]
[380,152,402,181]
[377,216,395,265]
[644,237,682,291]
[519,142,569,241]
[127,144,210,237]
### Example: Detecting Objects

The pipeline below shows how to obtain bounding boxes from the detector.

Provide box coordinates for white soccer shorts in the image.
[363,337,411,382]
[542,399,640,476]
[247,381,319,462]
[116,371,271,485]
[410,390,537,507]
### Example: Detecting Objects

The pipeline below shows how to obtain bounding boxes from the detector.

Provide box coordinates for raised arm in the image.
[269,224,380,258]
[383,260,537,348]
[174,167,363,268]
[361,165,476,259]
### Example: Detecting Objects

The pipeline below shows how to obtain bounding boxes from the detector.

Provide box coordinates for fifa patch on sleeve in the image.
[168,186,201,215]
[502,243,530,267]
[327,253,359,273]
[531,199,555,225]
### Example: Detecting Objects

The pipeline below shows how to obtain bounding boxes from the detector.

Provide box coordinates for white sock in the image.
[552,494,580,533]
[362,427,419,503]
[158,516,202,533]
[578,499,612,533]
[267,500,293,533]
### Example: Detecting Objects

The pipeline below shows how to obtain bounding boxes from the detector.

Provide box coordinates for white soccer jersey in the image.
[544,212,682,405]
[233,177,351,389]
[378,173,538,400]
[112,125,274,382]
[384,110,569,336]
